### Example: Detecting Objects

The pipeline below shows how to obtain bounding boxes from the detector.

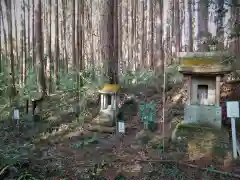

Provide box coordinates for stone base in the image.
[91,106,117,127]
[184,104,222,129]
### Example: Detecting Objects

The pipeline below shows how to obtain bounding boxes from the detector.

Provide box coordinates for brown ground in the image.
[37,81,240,179]
[3,80,240,179]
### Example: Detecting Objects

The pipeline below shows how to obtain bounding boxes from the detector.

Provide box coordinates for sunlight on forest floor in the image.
[1,75,240,179]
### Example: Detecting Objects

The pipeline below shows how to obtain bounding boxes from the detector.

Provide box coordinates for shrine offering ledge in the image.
[177,51,231,66]
[178,64,232,75]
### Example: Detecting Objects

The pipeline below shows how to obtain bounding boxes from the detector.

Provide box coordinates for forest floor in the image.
[2,81,240,179]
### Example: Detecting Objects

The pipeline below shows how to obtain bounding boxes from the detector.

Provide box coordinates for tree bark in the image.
[140,0,145,69]
[100,0,118,84]
[197,0,209,51]
[72,0,76,67]
[149,0,154,69]
[187,0,193,52]
[174,0,181,58]
[54,0,59,86]
[5,0,17,98]
[216,0,224,50]
[35,0,47,96]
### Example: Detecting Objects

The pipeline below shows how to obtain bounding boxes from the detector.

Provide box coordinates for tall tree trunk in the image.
[216,0,224,50]
[197,0,209,51]
[48,0,53,93]
[0,3,8,59]
[72,0,76,67]
[28,0,30,63]
[90,0,95,78]
[5,0,17,98]
[36,0,47,96]
[100,0,118,84]
[0,3,2,72]
[113,0,119,83]
[80,0,84,74]
[231,0,240,54]
[132,0,136,70]
[32,0,35,66]
[76,0,84,88]
[187,0,193,51]
[23,0,27,84]
[171,0,175,56]
[55,0,59,87]
[118,0,123,73]
[20,1,24,85]
[62,0,68,72]
[140,0,145,69]
[156,0,164,71]
[13,0,19,79]
[127,0,131,69]
[149,0,154,69]
[175,0,181,59]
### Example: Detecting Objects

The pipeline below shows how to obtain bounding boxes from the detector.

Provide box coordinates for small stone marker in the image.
[226,101,239,118]
[118,120,125,133]
[13,109,20,120]
[226,101,240,159]
[13,108,20,128]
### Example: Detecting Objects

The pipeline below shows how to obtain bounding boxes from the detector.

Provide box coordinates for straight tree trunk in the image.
[55,0,59,87]
[62,0,68,72]
[216,0,224,50]
[140,0,145,69]
[23,0,27,84]
[32,0,35,66]
[100,0,118,84]
[48,0,53,93]
[197,0,209,51]
[0,3,8,58]
[13,0,19,78]
[72,0,76,67]
[118,0,123,73]
[113,0,119,83]
[36,0,47,96]
[20,1,24,85]
[156,0,164,71]
[0,4,2,72]
[175,0,181,59]
[5,0,17,98]
[28,0,30,63]
[187,0,193,51]
[149,0,154,69]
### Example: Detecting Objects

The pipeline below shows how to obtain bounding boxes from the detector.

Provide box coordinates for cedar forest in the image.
[0,0,240,179]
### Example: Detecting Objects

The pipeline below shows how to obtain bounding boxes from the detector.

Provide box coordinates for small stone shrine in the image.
[178,52,232,128]
[90,84,120,132]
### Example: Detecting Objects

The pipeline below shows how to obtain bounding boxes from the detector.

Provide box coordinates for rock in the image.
[122,164,142,177]
[136,130,155,145]
[87,124,115,133]
[91,112,114,127]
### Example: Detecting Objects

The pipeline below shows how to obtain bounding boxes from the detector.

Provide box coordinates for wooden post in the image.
[216,75,220,105]
[187,75,192,105]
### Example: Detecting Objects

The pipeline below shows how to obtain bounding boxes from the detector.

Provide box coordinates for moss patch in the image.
[171,123,231,161]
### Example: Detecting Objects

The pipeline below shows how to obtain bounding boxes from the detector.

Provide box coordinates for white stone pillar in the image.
[100,94,104,110]
[216,75,220,105]
[103,94,107,109]
[111,94,115,110]
[187,76,192,105]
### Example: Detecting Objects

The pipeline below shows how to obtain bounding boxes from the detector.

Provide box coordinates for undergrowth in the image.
[0,64,182,179]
